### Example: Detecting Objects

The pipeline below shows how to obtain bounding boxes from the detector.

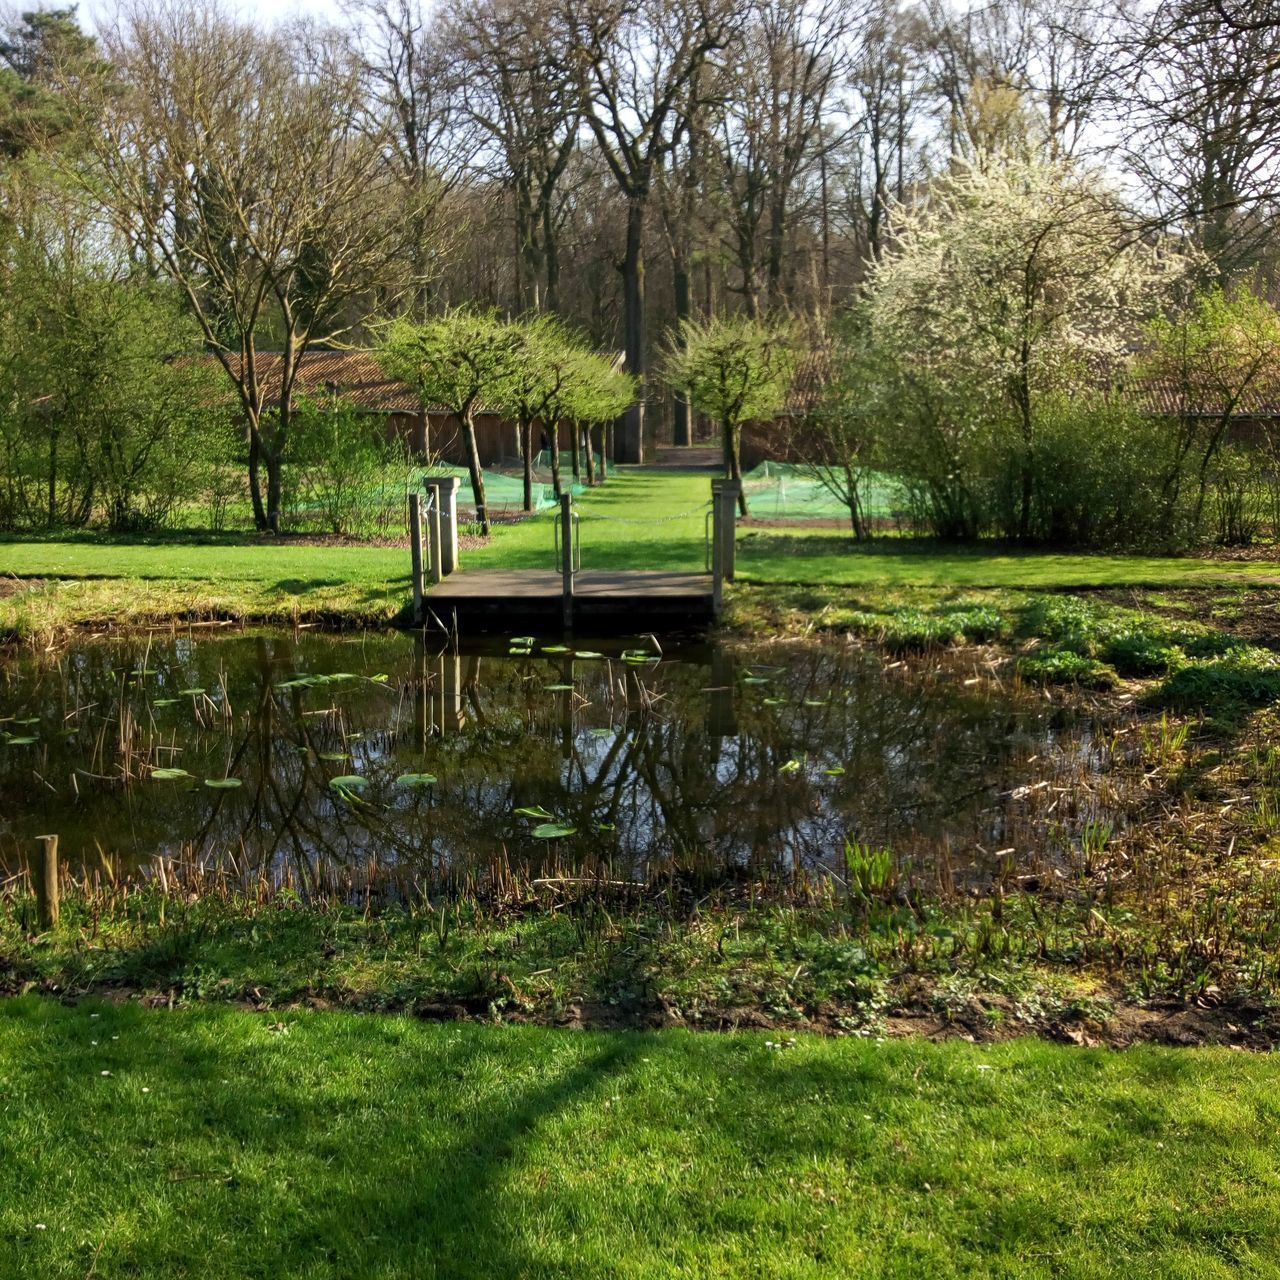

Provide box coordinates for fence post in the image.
[409,492,425,621]
[33,834,58,930]
[710,482,725,623]
[424,476,460,575]
[426,490,443,585]
[560,492,574,630]
[719,480,740,583]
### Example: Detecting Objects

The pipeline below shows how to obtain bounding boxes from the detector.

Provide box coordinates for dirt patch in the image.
[14,980,1280,1050]
[0,576,44,599]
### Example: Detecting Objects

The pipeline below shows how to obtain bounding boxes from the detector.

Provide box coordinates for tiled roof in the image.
[218,349,425,413]
[1127,375,1280,419]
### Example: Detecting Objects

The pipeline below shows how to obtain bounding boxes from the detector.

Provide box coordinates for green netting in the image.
[741,461,904,520]
[425,452,594,516]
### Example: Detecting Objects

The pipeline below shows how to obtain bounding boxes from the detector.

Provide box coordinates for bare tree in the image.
[448,0,581,315]
[73,2,420,531]
[714,0,856,317]
[568,0,735,461]
[349,0,480,317]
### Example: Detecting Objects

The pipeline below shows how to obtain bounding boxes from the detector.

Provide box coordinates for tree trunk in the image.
[727,421,749,516]
[247,420,268,532]
[544,200,560,314]
[265,451,283,534]
[46,427,58,529]
[463,410,490,534]
[549,421,564,499]
[521,419,534,512]
[672,256,691,447]
[619,196,646,463]
[601,422,612,481]
[584,423,597,486]
[571,419,581,481]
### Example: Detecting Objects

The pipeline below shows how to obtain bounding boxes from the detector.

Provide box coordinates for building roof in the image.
[218,349,426,413]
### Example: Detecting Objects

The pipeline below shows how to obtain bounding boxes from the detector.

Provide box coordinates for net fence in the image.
[425,452,596,519]
[741,462,904,521]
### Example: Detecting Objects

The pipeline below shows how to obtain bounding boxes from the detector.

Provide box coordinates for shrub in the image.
[1016,650,1118,689]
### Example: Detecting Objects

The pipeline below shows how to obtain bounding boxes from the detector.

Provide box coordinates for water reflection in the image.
[0,630,1120,889]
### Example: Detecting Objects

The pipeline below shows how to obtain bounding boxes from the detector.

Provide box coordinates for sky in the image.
[81,0,350,35]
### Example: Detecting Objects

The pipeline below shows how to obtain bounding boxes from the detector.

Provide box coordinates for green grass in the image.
[2,996,1279,1278]
[5,470,1280,590]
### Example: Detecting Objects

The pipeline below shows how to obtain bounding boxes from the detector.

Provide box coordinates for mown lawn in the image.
[4,469,1279,591]
[1,997,1278,1278]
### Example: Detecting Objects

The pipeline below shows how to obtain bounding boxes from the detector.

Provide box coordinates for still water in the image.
[0,630,1119,889]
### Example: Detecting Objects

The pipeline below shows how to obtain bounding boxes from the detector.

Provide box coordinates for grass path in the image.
[1,997,1279,1278]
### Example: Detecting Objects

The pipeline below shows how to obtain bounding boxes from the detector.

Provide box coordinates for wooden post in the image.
[719,480,740,583]
[560,492,574,630]
[425,476,460,575]
[710,483,725,623]
[427,490,443,585]
[409,492,425,621]
[33,834,58,929]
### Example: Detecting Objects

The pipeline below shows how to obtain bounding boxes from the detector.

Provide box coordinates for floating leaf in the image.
[510,636,536,647]
[514,805,554,820]
[13,717,38,726]
[329,775,368,792]
[151,767,192,781]
[152,698,177,708]
[763,697,786,706]
[396,773,437,788]
[277,677,317,691]
[544,683,574,692]
[743,676,770,685]
[779,759,803,774]
[541,644,571,654]
[509,647,532,656]
[178,688,205,697]
[204,777,242,789]
[317,751,350,762]
[597,822,616,832]
[369,673,390,683]
[588,727,616,739]
[4,736,37,746]
[804,699,828,707]
[532,822,576,839]
[824,765,846,777]
[574,650,604,660]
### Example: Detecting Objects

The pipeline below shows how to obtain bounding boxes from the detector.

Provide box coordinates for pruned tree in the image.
[663,313,798,514]
[378,309,520,533]
[65,1,419,532]
[567,0,735,462]
[563,350,635,486]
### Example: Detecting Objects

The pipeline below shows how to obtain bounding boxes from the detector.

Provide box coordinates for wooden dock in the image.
[425,569,716,633]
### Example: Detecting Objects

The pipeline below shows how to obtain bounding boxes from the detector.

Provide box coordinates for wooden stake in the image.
[409,493,425,621]
[33,834,58,930]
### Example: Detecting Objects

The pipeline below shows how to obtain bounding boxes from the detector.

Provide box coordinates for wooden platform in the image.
[424,569,715,633]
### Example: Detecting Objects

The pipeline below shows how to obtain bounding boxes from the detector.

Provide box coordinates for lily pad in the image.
[395,773,438,787]
[4,736,37,746]
[779,759,803,774]
[152,698,177,708]
[824,765,846,777]
[329,775,369,792]
[544,683,574,692]
[514,805,555,820]
[510,636,537,647]
[151,767,192,781]
[743,676,770,685]
[204,777,243,789]
[178,688,206,697]
[532,822,576,839]
[317,751,350,762]
[541,644,570,654]
[573,650,604,659]
[588,727,616,739]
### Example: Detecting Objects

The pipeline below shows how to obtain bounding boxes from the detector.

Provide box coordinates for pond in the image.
[0,630,1129,894]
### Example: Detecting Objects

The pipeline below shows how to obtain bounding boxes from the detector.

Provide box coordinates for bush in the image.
[287,399,418,536]
[1158,649,1280,710]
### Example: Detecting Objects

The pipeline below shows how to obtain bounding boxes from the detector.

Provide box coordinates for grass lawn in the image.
[4,470,1279,590]
[2,997,1279,1279]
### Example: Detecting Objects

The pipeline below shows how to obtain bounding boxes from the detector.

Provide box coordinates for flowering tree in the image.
[863,155,1192,541]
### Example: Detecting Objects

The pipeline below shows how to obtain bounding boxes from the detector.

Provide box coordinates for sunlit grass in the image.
[1,996,1278,1278]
